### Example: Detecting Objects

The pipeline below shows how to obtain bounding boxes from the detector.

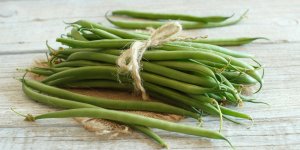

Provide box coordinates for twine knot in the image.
[117,22,182,100]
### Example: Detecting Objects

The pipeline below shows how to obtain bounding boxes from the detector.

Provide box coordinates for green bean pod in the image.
[26,108,232,146]
[188,37,268,46]
[112,10,233,23]
[166,42,254,58]
[106,10,248,29]
[87,28,122,39]
[73,20,148,39]
[69,27,88,41]
[129,125,168,148]
[56,38,134,48]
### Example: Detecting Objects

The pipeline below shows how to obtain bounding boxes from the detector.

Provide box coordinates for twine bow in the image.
[117,22,182,100]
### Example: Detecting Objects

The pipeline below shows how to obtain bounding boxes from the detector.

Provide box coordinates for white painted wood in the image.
[0,0,300,149]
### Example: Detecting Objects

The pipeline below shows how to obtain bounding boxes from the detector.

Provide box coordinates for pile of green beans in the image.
[18,10,265,148]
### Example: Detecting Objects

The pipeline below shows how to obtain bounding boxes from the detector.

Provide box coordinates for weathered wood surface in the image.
[0,0,300,149]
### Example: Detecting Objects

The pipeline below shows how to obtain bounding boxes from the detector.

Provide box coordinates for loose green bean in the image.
[25,108,232,146]
[112,10,233,23]
[106,10,248,29]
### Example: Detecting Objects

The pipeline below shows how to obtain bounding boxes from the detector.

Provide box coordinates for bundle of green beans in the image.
[19,10,265,148]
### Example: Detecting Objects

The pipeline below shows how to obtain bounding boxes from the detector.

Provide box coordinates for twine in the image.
[117,22,182,100]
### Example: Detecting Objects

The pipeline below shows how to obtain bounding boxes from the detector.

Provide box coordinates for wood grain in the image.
[0,0,300,149]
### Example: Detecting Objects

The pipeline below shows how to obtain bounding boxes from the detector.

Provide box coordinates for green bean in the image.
[154,61,216,79]
[67,49,229,66]
[27,67,53,76]
[65,80,132,90]
[143,51,229,64]
[81,30,102,40]
[54,54,68,60]
[188,37,268,46]
[219,106,252,120]
[67,50,228,65]
[148,91,193,111]
[23,83,98,109]
[129,125,168,148]
[53,60,110,68]
[24,79,199,119]
[141,72,217,95]
[42,66,117,83]
[167,42,254,58]
[25,108,232,146]
[47,76,123,86]
[112,10,233,23]
[56,38,134,48]
[87,28,122,39]
[54,48,103,56]
[222,71,257,85]
[73,20,148,39]
[106,10,248,29]
[70,27,88,41]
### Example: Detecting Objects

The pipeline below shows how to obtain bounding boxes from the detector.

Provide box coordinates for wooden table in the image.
[1,0,299,149]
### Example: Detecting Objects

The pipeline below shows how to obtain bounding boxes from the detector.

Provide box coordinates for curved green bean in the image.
[106,10,248,29]
[188,37,268,46]
[112,10,233,23]
[130,125,168,148]
[25,108,232,146]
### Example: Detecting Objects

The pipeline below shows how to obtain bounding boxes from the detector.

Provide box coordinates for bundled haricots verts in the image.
[18,10,265,148]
